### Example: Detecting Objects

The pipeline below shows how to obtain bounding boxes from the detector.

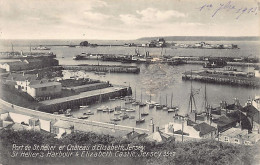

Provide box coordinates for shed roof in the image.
[29,81,61,89]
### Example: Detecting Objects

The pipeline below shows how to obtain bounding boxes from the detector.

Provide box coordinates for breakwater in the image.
[182,71,260,88]
[62,64,140,74]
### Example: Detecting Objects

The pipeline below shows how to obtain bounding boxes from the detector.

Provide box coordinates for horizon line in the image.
[0,35,259,41]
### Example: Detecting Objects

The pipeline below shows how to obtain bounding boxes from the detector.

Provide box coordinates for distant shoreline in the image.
[137,36,260,41]
[0,36,259,41]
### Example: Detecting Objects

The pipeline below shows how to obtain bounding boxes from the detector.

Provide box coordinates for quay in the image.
[62,64,140,74]
[186,61,260,68]
[38,86,130,112]
[0,52,56,59]
[182,70,260,88]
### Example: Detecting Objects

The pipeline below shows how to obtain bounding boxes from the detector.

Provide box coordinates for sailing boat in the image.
[188,70,197,113]
[168,93,177,113]
[186,70,199,123]
[103,97,114,113]
[146,94,155,108]
[141,106,149,117]
[97,92,105,111]
[198,83,212,122]
[156,93,163,110]
[136,106,145,124]
[139,89,146,107]
[163,95,168,110]
[132,88,139,105]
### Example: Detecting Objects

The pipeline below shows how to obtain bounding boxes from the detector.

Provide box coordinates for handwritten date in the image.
[198,1,258,19]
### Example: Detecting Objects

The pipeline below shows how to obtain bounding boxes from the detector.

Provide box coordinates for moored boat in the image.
[168,108,175,113]
[126,108,135,112]
[114,111,122,115]
[78,115,89,119]
[155,103,163,110]
[110,117,121,122]
[121,113,129,120]
[141,112,149,116]
[97,106,105,111]
[136,118,145,124]
[84,110,94,115]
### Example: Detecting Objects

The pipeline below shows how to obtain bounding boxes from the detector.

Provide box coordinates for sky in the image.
[0,0,259,40]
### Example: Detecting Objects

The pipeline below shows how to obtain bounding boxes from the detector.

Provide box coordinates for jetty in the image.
[182,70,260,88]
[62,64,140,74]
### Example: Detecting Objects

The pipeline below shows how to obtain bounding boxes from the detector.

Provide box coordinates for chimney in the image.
[149,118,154,133]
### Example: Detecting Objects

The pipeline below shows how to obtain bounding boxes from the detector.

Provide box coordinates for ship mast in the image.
[11,43,14,55]
[188,70,197,113]
[171,92,173,108]
[141,89,142,103]
[166,94,168,106]
[135,88,136,101]
[203,83,209,113]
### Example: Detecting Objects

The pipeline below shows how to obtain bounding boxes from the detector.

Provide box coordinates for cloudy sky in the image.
[0,0,259,39]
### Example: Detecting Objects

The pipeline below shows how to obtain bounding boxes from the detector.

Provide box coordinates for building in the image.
[0,111,53,133]
[219,127,260,145]
[212,115,238,133]
[0,58,59,72]
[27,81,62,98]
[7,73,40,92]
[255,69,260,78]
[165,116,217,139]
[52,120,74,138]
[5,73,60,99]
[0,110,13,129]
[124,129,148,141]
[242,97,260,134]
[146,127,173,142]
[0,61,28,72]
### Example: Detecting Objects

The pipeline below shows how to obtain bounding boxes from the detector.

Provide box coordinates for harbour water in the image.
[0,39,259,129]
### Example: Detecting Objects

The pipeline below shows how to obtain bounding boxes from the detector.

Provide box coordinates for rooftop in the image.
[29,81,61,89]
[5,61,27,66]
[23,59,42,63]
[193,122,217,137]
[40,86,126,106]
[212,115,237,127]
[6,73,39,82]
[53,120,73,129]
